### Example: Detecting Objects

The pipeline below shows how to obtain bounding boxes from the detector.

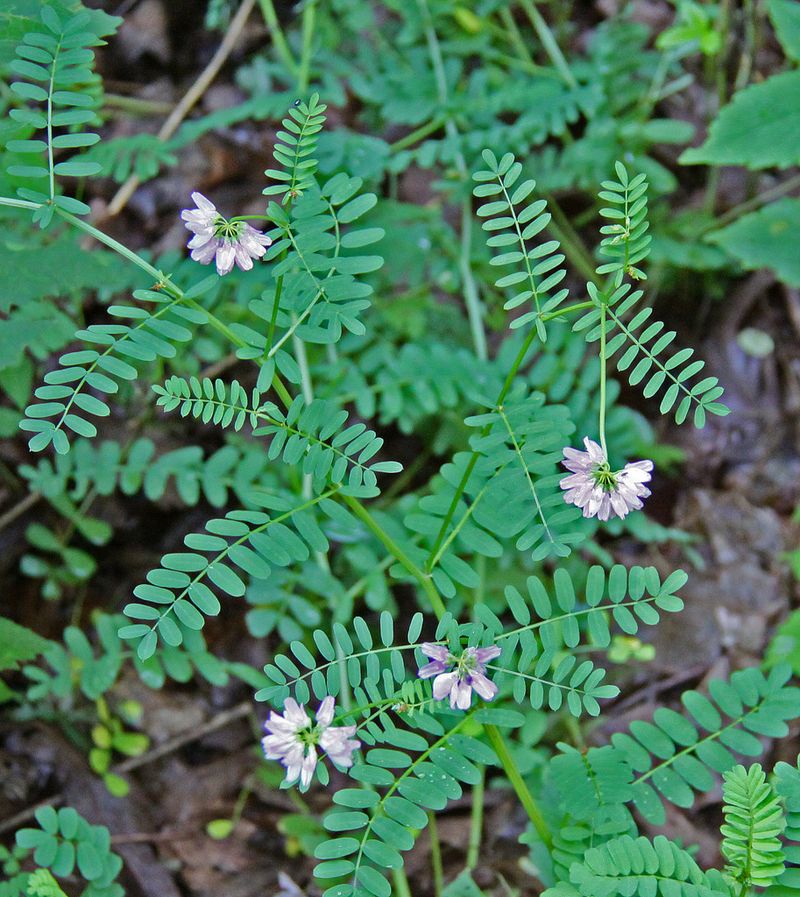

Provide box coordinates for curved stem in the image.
[417,0,487,361]
[342,494,446,619]
[599,304,608,457]
[428,811,444,897]
[486,724,551,847]
[466,767,485,871]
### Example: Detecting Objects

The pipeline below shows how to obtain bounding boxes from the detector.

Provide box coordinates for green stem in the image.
[466,767,485,871]
[0,196,45,212]
[598,303,608,457]
[265,274,285,355]
[57,209,164,281]
[417,0,487,361]
[428,811,444,897]
[425,325,537,569]
[46,33,63,202]
[257,0,298,75]
[292,321,314,406]
[499,7,535,66]
[341,494,446,619]
[392,868,414,897]
[518,0,577,88]
[541,300,594,322]
[460,199,488,361]
[103,93,174,116]
[486,724,551,847]
[297,0,317,92]
[389,116,447,153]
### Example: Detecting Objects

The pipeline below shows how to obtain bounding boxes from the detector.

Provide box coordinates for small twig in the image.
[110,827,195,845]
[115,700,252,773]
[106,0,257,217]
[0,797,63,836]
[0,702,254,834]
[0,491,41,533]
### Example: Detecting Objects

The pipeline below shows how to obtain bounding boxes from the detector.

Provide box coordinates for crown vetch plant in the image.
[1,3,798,897]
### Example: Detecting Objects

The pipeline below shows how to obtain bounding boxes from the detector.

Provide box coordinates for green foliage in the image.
[574,280,729,427]
[5,7,105,225]
[607,665,797,825]
[153,377,402,497]
[721,764,785,890]
[264,93,328,203]
[707,199,800,288]
[20,278,213,454]
[473,149,567,341]
[25,869,68,897]
[14,805,123,897]
[772,758,800,896]
[120,496,334,659]
[769,0,800,61]
[546,834,730,897]
[20,437,277,508]
[681,72,800,170]
[313,705,494,897]
[596,162,651,286]
[765,609,800,676]
[0,616,50,672]
[260,172,385,350]
[81,133,177,182]
[2,5,791,897]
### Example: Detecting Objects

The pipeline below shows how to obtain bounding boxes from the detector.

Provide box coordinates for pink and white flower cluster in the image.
[181,191,271,276]
[560,437,653,521]
[417,643,501,710]
[262,696,359,789]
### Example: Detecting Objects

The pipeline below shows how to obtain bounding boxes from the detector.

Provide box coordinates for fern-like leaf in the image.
[473,149,568,341]
[596,162,651,286]
[6,8,106,226]
[264,93,327,203]
[153,377,401,497]
[24,870,67,897]
[607,665,798,825]
[119,494,334,659]
[771,758,800,896]
[20,279,212,454]
[574,280,729,427]
[547,834,730,897]
[721,764,785,890]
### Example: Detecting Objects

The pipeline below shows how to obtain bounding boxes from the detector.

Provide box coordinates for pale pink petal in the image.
[470,671,498,702]
[452,679,473,710]
[421,643,450,662]
[282,698,310,730]
[474,645,501,664]
[432,671,458,701]
[316,696,335,728]
[234,242,255,271]
[418,660,448,679]
[300,746,317,788]
[190,240,219,265]
[191,191,217,214]
[215,240,236,276]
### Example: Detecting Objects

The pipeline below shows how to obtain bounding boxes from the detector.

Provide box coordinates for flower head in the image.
[417,643,501,710]
[560,437,653,521]
[262,696,359,789]
[181,191,271,276]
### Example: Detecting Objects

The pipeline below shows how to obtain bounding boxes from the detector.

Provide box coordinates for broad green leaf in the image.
[0,616,51,671]
[707,198,800,286]
[769,0,800,61]
[681,71,800,169]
